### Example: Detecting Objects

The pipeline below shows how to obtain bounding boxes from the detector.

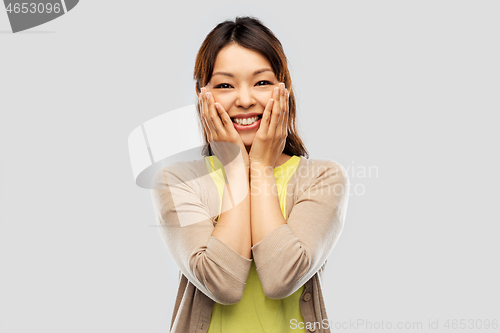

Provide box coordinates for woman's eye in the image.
[256,80,272,86]
[214,83,232,89]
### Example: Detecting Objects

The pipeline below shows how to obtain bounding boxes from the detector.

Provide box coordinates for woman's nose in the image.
[235,87,256,108]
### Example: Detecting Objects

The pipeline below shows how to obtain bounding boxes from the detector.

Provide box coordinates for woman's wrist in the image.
[249,161,275,180]
[225,162,249,181]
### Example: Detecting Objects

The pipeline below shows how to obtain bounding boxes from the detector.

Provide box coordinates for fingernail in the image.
[274,87,279,94]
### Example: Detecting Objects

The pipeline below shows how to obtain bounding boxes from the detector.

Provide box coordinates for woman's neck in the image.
[244,148,291,168]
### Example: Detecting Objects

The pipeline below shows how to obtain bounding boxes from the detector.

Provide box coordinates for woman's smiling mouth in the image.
[231,114,263,131]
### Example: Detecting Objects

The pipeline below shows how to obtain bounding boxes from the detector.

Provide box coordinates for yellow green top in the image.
[204,155,306,333]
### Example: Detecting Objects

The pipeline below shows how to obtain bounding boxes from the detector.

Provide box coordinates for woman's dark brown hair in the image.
[193,16,309,159]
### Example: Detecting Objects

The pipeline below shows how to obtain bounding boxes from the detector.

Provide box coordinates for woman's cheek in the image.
[211,94,231,110]
[255,88,275,103]
[256,95,272,107]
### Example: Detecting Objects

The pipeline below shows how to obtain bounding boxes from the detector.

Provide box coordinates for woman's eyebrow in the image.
[212,68,273,78]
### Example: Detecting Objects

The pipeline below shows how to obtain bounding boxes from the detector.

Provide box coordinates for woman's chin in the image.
[240,135,256,149]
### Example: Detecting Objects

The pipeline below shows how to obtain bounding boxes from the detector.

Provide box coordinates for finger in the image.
[199,93,210,140]
[202,88,216,141]
[204,89,219,139]
[259,98,274,134]
[268,86,281,137]
[215,102,234,133]
[278,83,286,135]
[281,89,289,139]
[279,82,285,115]
[206,92,226,138]
[284,89,290,135]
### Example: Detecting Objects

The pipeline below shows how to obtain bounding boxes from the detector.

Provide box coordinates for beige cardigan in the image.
[150,156,350,333]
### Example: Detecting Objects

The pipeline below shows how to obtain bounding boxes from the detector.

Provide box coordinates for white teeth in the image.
[234,116,258,125]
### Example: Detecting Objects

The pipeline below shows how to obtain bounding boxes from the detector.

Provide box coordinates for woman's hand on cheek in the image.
[200,87,250,170]
[249,82,289,169]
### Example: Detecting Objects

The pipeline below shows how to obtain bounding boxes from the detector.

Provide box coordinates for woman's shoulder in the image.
[295,156,349,181]
[290,157,350,197]
[164,157,207,175]
[287,156,350,210]
[151,157,209,188]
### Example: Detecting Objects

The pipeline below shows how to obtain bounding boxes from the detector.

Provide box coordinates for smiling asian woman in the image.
[150,16,350,333]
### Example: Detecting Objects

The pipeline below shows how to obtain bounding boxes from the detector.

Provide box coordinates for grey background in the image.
[1,1,499,332]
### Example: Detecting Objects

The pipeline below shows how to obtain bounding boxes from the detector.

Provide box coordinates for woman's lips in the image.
[232,118,262,131]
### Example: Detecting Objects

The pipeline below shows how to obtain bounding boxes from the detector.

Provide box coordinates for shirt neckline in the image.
[273,155,300,172]
[205,155,300,173]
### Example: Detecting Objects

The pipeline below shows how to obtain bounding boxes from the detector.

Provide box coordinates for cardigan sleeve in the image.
[251,159,350,299]
[150,164,253,305]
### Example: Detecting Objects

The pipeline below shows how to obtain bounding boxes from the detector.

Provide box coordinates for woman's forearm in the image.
[211,164,252,259]
[250,163,286,246]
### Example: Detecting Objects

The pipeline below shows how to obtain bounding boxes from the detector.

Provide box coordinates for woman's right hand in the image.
[199,87,250,174]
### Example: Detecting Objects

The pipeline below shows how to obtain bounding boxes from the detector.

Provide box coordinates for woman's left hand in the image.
[249,82,289,168]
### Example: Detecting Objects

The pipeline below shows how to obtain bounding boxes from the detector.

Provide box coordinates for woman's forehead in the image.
[213,44,274,76]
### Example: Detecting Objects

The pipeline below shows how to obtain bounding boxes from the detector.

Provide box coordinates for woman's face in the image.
[203,43,279,150]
